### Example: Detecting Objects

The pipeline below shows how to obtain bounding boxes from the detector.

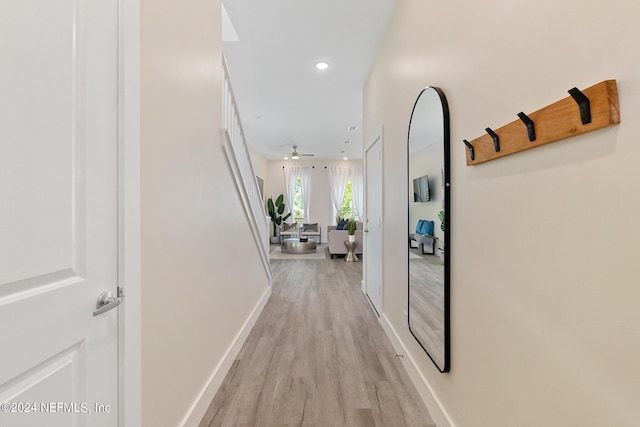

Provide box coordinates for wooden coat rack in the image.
[463,80,620,165]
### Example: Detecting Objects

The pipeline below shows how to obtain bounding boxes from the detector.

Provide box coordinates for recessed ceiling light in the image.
[315,61,329,70]
[347,126,357,131]
[284,156,289,160]
[343,157,348,160]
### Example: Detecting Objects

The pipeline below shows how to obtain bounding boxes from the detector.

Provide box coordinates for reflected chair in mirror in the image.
[409,219,436,255]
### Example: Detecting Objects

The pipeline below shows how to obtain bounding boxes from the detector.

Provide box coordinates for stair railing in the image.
[221,55,271,279]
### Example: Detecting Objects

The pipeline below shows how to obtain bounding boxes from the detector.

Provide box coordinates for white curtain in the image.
[283,166,313,222]
[298,167,313,222]
[283,167,298,223]
[326,167,351,220]
[351,166,363,220]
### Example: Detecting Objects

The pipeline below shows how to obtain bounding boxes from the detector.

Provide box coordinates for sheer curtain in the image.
[298,167,313,222]
[283,166,313,222]
[283,167,298,223]
[351,166,363,220]
[326,167,351,220]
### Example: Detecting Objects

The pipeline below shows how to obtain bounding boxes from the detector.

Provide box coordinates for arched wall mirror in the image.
[407,86,450,372]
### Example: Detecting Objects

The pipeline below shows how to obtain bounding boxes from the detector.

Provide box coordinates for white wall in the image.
[141,1,270,425]
[265,159,363,243]
[364,0,640,425]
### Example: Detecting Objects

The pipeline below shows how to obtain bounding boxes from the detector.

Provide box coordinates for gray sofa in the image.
[327,221,363,258]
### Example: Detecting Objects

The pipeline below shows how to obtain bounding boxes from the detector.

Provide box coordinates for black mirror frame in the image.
[407,86,451,373]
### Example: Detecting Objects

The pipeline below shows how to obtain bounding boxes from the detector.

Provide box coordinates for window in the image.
[339,181,358,219]
[292,178,304,223]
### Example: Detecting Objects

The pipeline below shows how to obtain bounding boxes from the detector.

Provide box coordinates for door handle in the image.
[93,288,124,316]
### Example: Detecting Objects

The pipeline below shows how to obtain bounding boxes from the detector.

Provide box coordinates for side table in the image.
[344,240,359,262]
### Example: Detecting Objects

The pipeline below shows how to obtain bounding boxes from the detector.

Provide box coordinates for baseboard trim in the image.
[379,314,455,427]
[179,285,272,427]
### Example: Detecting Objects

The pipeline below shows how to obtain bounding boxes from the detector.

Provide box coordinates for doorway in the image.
[364,130,384,314]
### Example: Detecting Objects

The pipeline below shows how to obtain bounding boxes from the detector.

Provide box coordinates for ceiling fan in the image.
[289,145,314,159]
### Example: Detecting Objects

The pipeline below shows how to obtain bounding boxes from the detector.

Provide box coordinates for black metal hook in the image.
[568,87,592,125]
[485,127,500,152]
[463,139,475,161]
[517,112,536,142]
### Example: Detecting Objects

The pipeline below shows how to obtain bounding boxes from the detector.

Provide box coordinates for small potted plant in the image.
[267,194,291,244]
[347,219,356,243]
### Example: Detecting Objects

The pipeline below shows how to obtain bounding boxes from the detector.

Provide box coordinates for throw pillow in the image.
[283,222,297,232]
[337,219,347,230]
[303,223,318,232]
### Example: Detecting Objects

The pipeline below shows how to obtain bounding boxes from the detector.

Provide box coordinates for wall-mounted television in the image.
[413,175,430,202]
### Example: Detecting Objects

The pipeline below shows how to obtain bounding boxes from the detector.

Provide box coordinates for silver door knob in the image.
[93,289,124,316]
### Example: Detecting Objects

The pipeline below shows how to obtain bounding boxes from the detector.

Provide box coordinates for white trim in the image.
[178,286,272,427]
[118,0,141,425]
[364,125,383,152]
[379,314,455,427]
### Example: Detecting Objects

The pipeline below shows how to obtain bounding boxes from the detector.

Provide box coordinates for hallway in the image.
[199,259,435,426]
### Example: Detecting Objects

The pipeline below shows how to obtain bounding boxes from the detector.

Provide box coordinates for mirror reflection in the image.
[408,87,450,372]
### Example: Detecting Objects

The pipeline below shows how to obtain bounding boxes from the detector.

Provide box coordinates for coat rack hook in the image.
[463,139,475,161]
[568,87,592,125]
[485,127,500,152]
[517,112,536,142]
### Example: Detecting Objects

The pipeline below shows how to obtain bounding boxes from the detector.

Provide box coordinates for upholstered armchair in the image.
[279,222,299,242]
[300,223,321,244]
[409,219,436,254]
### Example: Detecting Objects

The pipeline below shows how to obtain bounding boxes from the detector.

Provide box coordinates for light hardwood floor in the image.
[199,258,436,427]
[409,253,445,368]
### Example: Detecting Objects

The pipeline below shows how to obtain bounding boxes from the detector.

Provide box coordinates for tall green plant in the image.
[267,194,292,237]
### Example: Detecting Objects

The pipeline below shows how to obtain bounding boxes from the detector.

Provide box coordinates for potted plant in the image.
[438,210,445,263]
[267,194,292,244]
[347,219,356,243]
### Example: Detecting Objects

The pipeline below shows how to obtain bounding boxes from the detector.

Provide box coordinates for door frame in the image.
[118,0,141,425]
[363,126,384,312]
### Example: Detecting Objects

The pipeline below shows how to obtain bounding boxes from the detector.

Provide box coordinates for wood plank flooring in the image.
[199,258,436,427]
[409,254,445,368]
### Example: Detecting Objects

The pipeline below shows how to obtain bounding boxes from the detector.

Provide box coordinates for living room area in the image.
[250,155,365,260]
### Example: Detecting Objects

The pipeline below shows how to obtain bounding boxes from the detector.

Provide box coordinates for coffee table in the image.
[281,238,317,254]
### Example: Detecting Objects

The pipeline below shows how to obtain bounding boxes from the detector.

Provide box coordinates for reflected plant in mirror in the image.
[407,87,450,372]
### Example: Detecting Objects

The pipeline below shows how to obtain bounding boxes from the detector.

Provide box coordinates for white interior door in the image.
[364,133,383,314]
[0,1,120,425]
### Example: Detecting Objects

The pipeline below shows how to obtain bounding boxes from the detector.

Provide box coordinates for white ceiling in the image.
[222,0,396,160]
